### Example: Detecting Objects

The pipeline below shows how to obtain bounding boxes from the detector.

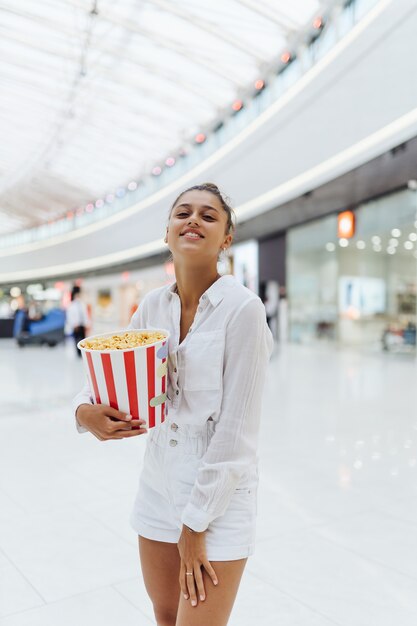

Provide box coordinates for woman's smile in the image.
[181,231,204,240]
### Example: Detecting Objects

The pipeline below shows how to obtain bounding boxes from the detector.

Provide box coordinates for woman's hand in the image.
[177,525,218,607]
[75,403,147,441]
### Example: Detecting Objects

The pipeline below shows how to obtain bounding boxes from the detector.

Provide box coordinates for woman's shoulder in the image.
[223,275,263,309]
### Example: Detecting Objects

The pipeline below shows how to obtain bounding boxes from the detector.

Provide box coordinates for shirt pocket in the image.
[183,330,224,391]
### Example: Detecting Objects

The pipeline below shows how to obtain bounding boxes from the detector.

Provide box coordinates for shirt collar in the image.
[167,274,234,308]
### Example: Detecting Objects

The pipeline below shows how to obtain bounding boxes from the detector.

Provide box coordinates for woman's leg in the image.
[175,558,247,626]
[139,535,182,626]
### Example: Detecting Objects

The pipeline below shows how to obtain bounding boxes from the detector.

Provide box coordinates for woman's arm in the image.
[180,297,274,531]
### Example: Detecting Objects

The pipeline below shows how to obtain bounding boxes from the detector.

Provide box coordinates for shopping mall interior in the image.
[1,1,417,624]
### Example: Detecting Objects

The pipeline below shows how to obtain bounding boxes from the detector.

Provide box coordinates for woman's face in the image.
[166,190,232,263]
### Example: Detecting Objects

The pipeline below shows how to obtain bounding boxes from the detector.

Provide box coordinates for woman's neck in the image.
[174,265,220,309]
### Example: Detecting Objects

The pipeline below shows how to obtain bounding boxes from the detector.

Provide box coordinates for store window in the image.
[287,188,417,351]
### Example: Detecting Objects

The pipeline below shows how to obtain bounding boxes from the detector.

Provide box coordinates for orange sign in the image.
[338,211,355,239]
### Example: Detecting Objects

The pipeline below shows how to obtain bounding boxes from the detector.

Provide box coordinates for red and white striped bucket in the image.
[78,329,169,429]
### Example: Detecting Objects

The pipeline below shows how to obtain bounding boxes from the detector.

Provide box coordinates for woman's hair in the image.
[169,183,236,235]
[71,285,81,301]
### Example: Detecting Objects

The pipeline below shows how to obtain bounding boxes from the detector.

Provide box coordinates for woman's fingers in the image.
[179,562,217,607]
[116,419,146,431]
[106,407,132,421]
[186,567,198,607]
[116,427,148,438]
[194,566,206,602]
[179,563,189,600]
[204,560,218,587]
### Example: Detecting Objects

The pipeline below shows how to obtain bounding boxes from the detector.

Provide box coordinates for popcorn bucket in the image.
[77,329,169,429]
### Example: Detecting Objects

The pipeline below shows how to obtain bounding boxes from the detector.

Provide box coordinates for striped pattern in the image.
[81,339,167,427]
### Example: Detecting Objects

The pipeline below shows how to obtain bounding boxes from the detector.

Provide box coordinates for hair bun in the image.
[201,182,220,192]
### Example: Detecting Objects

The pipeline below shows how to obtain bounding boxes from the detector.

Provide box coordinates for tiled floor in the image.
[1,338,417,625]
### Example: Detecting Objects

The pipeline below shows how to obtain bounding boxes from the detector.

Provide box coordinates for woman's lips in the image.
[181,232,203,240]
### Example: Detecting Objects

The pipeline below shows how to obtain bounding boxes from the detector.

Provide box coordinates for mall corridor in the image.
[1,340,416,625]
[2,0,417,623]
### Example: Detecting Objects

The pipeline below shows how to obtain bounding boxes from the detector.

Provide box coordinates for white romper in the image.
[73,275,274,561]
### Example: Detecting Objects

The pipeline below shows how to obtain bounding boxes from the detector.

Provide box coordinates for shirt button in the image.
[169,439,178,447]
[171,423,178,431]
[174,367,177,373]
[176,389,179,395]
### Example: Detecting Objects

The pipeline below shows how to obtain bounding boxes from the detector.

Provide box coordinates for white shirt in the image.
[66,298,89,331]
[72,274,274,531]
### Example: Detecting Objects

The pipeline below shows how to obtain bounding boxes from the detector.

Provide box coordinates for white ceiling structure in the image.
[0,0,320,235]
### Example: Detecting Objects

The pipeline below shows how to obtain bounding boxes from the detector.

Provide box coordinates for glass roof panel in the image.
[0,0,320,233]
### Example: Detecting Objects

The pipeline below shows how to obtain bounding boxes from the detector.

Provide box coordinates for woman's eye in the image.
[203,215,215,221]
[176,212,189,217]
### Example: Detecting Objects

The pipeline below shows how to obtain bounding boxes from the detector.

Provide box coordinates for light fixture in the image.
[371,235,381,244]
[152,166,162,176]
[281,51,291,64]
[387,247,396,255]
[356,240,366,249]
[116,187,126,197]
[404,241,413,250]
[338,211,355,238]
[85,203,94,213]
[313,16,323,29]
[254,79,265,90]
[339,238,349,247]
[232,100,243,112]
[409,233,417,241]
[391,228,401,237]
[165,157,176,167]
[195,133,206,144]
[105,194,115,203]
[75,206,84,216]
[10,286,21,297]
[127,181,137,191]
[373,245,382,252]
[389,238,399,247]
[95,198,104,208]
[325,242,335,251]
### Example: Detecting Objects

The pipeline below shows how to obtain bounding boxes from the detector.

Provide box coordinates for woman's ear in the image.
[222,233,233,250]
[164,229,168,244]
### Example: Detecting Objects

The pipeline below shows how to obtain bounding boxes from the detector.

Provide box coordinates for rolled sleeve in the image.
[72,382,93,434]
[181,298,274,532]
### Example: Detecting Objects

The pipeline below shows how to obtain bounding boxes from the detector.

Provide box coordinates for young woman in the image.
[73,183,274,626]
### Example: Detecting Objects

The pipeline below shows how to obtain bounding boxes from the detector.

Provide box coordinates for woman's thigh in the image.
[139,535,182,623]
[175,558,247,626]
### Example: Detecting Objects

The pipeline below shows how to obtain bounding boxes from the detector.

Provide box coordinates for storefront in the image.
[287,187,417,351]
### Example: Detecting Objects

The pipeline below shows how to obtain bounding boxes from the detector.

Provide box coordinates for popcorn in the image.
[78,329,169,429]
[80,330,166,351]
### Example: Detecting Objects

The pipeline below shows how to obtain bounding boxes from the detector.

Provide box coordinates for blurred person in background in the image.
[66,285,89,357]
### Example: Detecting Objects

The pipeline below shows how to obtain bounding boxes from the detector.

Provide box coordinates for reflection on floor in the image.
[0,338,417,625]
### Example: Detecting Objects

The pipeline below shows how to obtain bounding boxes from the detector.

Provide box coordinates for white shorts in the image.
[130,418,258,561]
